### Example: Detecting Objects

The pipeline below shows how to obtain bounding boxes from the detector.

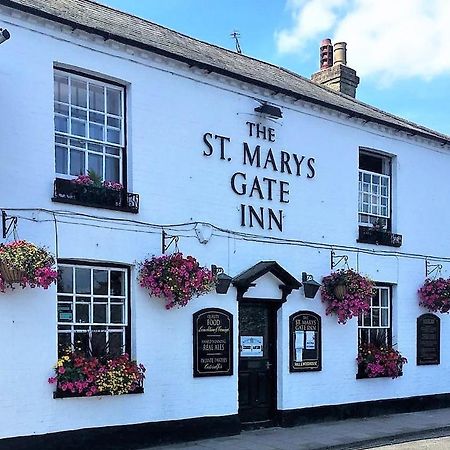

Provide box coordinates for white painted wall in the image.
[0,6,450,440]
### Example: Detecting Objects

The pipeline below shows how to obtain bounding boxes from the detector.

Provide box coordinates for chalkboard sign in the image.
[193,308,233,377]
[289,311,321,372]
[417,313,440,365]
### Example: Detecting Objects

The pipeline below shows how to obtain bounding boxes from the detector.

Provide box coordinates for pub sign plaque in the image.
[289,311,322,372]
[417,313,440,365]
[193,308,233,377]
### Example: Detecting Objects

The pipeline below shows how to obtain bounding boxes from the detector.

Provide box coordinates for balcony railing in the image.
[357,226,402,248]
[52,178,139,213]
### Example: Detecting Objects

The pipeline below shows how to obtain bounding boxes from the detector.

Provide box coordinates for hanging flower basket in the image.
[357,343,407,379]
[138,252,216,309]
[0,262,26,284]
[418,278,450,313]
[321,269,374,324]
[0,240,58,292]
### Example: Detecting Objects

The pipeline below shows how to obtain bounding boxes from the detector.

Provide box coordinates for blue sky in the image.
[99,0,450,135]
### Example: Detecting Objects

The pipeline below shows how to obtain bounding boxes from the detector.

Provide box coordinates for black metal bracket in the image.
[331,250,349,270]
[425,259,443,278]
[2,211,17,239]
[161,230,179,254]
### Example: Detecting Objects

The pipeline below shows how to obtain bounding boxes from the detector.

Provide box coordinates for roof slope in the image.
[3,0,449,144]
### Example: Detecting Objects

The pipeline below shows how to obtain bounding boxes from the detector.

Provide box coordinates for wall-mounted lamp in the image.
[254,103,283,119]
[211,264,232,294]
[0,29,10,45]
[302,272,321,299]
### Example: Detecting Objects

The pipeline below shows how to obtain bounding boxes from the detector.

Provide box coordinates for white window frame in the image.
[57,263,129,357]
[358,169,391,221]
[54,70,125,183]
[358,286,391,346]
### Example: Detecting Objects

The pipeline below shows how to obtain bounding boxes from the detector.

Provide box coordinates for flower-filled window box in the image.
[49,352,146,397]
[357,343,407,379]
[138,253,215,309]
[0,240,57,291]
[321,269,374,324]
[357,226,402,247]
[418,278,450,313]
[52,175,139,213]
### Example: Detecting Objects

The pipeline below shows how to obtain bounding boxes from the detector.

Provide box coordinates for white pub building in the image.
[1,0,450,448]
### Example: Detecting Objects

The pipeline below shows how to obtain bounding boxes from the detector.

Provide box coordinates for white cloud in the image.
[276,0,450,84]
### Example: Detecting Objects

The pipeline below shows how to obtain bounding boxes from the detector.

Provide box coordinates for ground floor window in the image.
[57,262,129,357]
[358,285,391,346]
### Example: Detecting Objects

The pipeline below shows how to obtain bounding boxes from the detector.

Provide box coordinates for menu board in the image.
[193,308,233,377]
[417,313,440,365]
[289,311,321,372]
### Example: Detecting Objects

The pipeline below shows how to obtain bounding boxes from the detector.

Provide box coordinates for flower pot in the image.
[334,284,347,300]
[0,262,26,283]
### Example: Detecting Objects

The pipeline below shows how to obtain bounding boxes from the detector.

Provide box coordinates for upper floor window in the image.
[358,151,391,230]
[54,70,125,184]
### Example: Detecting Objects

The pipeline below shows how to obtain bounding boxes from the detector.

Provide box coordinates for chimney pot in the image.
[333,42,347,65]
[319,38,333,70]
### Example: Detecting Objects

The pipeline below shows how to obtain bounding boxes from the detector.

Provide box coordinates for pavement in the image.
[145,407,450,450]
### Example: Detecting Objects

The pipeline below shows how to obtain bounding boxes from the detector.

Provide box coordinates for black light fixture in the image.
[211,265,232,294]
[0,29,10,45]
[254,103,283,119]
[302,272,321,299]
[216,273,232,294]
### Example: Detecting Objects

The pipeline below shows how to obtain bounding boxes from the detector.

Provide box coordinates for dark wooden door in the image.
[238,302,277,424]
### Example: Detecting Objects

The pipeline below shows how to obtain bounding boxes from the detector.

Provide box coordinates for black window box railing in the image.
[357,226,402,247]
[356,364,403,379]
[52,178,139,213]
[53,386,144,399]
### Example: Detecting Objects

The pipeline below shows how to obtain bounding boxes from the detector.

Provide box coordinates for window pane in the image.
[381,290,389,306]
[93,304,107,323]
[363,313,371,327]
[106,146,120,156]
[107,116,120,128]
[381,308,389,327]
[55,145,68,174]
[105,157,119,182]
[88,153,103,177]
[55,116,68,133]
[74,331,89,354]
[76,303,90,323]
[107,88,121,116]
[93,270,108,295]
[89,84,105,112]
[110,271,125,296]
[372,293,379,306]
[372,309,380,327]
[58,332,72,356]
[75,268,91,294]
[58,266,73,293]
[71,119,86,137]
[72,107,87,120]
[70,149,85,175]
[71,79,87,107]
[54,75,69,103]
[110,304,123,324]
[89,123,104,141]
[107,128,121,144]
[108,332,123,356]
[58,303,73,323]
[91,331,107,357]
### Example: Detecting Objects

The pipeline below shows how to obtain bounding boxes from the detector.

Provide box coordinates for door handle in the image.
[266,361,272,369]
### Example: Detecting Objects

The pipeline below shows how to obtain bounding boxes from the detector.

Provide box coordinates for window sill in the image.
[357,226,402,248]
[53,386,144,399]
[52,178,139,214]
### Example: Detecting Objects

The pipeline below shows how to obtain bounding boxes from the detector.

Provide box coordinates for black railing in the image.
[357,226,402,247]
[52,178,139,213]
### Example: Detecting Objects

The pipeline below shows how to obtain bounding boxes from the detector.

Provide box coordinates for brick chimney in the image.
[311,39,360,98]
